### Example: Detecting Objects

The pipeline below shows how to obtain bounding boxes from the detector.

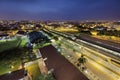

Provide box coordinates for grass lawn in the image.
[0,39,21,53]
[92,35,120,43]
[0,65,10,75]
[0,60,21,75]
[33,42,51,49]
[0,36,28,53]
[0,35,47,78]
[19,36,28,48]
[25,63,41,80]
[0,47,30,76]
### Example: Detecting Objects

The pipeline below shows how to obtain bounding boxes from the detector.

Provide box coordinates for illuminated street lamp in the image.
[84,69,88,74]
[57,48,61,52]
[11,65,14,69]
[8,71,11,74]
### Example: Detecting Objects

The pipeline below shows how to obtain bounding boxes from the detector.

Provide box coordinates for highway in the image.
[61,38,120,80]
[57,39,120,80]
[46,29,120,62]
[60,45,110,80]
[77,34,120,53]
[51,30,120,53]
[43,29,120,80]
[76,39,120,62]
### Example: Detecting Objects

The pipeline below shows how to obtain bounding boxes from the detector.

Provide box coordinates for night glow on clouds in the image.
[0,0,120,20]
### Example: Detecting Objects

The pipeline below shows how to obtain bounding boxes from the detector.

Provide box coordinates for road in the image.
[43,29,120,80]
[52,30,120,53]
[60,42,120,80]
[46,29,120,61]
[76,39,120,62]
[77,34,120,53]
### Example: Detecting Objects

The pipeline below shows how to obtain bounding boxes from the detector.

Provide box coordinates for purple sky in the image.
[0,0,120,20]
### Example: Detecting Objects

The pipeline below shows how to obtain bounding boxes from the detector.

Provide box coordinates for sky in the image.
[0,0,120,20]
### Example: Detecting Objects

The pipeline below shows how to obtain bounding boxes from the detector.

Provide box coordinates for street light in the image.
[84,69,88,74]
[57,48,61,52]
[8,71,11,74]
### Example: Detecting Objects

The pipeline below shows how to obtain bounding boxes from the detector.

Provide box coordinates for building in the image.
[0,69,25,80]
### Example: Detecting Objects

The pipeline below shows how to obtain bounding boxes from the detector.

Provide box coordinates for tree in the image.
[53,36,58,41]
[78,54,87,71]
[46,73,55,80]
[73,48,76,52]
[38,74,45,80]
[38,73,55,80]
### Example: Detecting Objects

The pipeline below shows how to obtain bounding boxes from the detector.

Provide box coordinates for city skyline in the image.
[0,0,120,20]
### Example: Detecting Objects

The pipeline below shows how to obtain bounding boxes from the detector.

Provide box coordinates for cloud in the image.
[0,0,120,20]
